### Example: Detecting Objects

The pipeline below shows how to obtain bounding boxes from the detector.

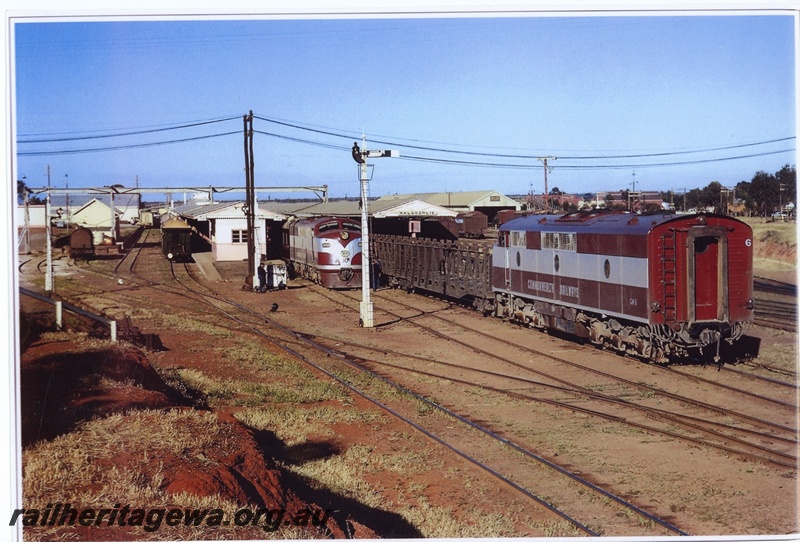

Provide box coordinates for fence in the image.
[19,287,117,342]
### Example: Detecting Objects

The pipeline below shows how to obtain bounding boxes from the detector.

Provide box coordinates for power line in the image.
[254,113,795,161]
[17,112,796,171]
[17,131,239,157]
[17,115,240,143]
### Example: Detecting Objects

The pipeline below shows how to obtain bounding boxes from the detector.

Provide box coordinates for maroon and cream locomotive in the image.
[286,216,362,289]
[492,210,754,362]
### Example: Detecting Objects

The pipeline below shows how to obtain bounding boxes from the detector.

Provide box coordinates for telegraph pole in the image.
[45,191,53,292]
[352,139,398,327]
[65,174,69,226]
[537,156,556,212]
[243,111,257,290]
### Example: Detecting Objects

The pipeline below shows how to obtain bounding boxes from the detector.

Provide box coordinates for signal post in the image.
[352,140,398,327]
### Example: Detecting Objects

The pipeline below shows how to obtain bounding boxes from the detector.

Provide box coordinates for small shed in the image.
[178,201,287,262]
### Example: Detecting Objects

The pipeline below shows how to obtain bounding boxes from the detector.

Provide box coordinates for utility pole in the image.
[243,111,257,290]
[22,186,31,254]
[352,139,398,328]
[629,171,637,212]
[45,191,53,292]
[65,174,69,226]
[537,156,556,212]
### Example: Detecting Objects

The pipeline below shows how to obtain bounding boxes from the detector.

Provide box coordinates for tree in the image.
[748,171,779,217]
[775,164,797,214]
[702,181,724,213]
[734,180,753,216]
[17,179,44,205]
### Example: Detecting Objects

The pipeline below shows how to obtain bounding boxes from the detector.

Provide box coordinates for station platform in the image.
[192,252,223,282]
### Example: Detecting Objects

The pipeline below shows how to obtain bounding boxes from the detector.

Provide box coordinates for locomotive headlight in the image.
[167,252,174,260]
[745,298,755,310]
[341,231,350,240]
[650,302,661,313]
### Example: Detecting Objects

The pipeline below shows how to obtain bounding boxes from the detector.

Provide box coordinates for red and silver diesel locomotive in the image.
[286,216,362,289]
[492,211,754,362]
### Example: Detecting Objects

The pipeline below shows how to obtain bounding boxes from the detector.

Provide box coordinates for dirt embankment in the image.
[18,331,373,540]
[748,220,797,284]
[753,230,796,262]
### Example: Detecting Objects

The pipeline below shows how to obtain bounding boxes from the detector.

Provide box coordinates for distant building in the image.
[375,191,520,222]
[177,201,287,262]
[261,190,519,222]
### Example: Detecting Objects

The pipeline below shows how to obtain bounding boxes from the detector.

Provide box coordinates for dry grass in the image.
[234,405,384,446]
[744,217,797,247]
[21,409,323,541]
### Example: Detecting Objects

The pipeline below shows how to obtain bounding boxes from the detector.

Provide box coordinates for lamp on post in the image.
[351,140,398,328]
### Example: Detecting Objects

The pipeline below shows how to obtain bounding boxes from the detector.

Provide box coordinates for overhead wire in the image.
[16,112,796,170]
[17,115,241,143]
[253,114,796,161]
[17,131,239,157]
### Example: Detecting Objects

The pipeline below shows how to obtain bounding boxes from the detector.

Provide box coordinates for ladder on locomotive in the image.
[661,230,678,322]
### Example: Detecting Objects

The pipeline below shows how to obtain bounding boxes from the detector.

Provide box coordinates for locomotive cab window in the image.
[318,221,340,233]
[510,231,526,247]
[341,222,361,232]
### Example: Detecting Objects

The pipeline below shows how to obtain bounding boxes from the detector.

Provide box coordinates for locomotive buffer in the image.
[352,140,398,327]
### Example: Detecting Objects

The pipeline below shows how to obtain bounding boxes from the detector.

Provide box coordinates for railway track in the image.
[22,235,687,536]
[753,276,797,332]
[315,287,797,471]
[130,242,701,535]
[164,264,690,537]
[19,235,797,535]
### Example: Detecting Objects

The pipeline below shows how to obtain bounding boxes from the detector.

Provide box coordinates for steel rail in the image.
[370,292,797,436]
[163,264,600,536]
[257,314,685,536]
[741,360,798,379]
[306,332,800,449]
[338,346,797,470]
[315,288,798,458]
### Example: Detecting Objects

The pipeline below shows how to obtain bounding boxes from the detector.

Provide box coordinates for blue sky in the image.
[11,10,797,200]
